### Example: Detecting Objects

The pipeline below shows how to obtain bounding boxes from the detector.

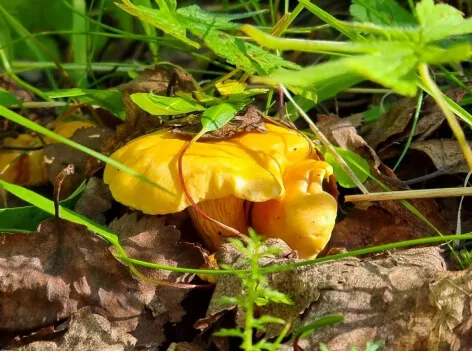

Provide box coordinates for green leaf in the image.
[323,148,369,189]
[200,103,238,133]
[188,26,300,75]
[350,0,416,25]
[0,88,22,106]
[272,61,364,100]
[214,328,244,338]
[293,315,344,340]
[0,180,119,245]
[416,0,472,43]
[419,43,472,64]
[115,0,199,48]
[259,287,292,305]
[71,0,88,86]
[254,315,286,325]
[176,5,263,31]
[131,93,205,116]
[45,88,126,120]
[0,181,86,233]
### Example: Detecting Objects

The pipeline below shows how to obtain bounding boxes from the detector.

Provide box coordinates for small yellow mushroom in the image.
[103,123,337,258]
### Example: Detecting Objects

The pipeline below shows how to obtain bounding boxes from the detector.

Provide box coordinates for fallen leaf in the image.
[73,177,113,224]
[171,105,267,139]
[328,180,451,251]
[361,88,465,150]
[410,139,471,174]
[0,216,204,348]
[44,126,114,198]
[18,307,137,351]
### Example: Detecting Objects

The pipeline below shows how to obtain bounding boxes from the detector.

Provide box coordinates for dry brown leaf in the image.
[18,307,137,351]
[410,139,471,174]
[44,126,114,198]
[171,105,267,139]
[73,177,113,224]
[0,216,205,348]
[0,220,152,332]
[328,180,451,251]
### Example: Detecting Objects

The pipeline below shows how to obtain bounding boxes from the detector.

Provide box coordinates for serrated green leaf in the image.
[188,27,300,75]
[115,0,199,48]
[350,0,416,25]
[0,88,22,106]
[214,328,244,338]
[131,93,204,116]
[345,50,418,96]
[45,88,126,120]
[176,5,264,31]
[255,315,286,325]
[260,287,292,305]
[416,0,472,43]
[323,147,369,188]
[0,181,86,233]
[200,103,238,133]
[420,43,472,64]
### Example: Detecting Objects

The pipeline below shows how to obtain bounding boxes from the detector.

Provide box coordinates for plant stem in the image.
[345,187,472,202]
[393,90,423,171]
[419,63,472,170]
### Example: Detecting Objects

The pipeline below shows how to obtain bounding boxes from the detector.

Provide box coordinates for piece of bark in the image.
[205,239,472,350]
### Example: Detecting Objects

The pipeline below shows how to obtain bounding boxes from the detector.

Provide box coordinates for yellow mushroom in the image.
[103,123,337,258]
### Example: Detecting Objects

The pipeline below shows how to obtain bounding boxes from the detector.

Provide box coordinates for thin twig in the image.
[280,85,369,194]
[345,187,472,202]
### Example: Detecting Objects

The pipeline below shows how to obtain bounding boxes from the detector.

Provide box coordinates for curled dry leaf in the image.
[171,105,267,139]
[410,139,472,174]
[361,87,465,151]
[44,126,114,198]
[206,238,472,350]
[18,307,137,351]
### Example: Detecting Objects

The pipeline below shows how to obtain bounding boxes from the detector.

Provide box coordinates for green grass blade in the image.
[72,0,89,86]
[0,106,173,195]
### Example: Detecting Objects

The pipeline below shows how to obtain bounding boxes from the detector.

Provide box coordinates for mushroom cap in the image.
[103,123,314,215]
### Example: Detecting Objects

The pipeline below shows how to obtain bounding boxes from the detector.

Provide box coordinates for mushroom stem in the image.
[177,134,243,237]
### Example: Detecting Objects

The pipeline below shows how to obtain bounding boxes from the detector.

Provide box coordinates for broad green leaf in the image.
[45,88,126,120]
[416,0,472,43]
[216,81,247,96]
[419,43,472,64]
[200,103,238,133]
[323,148,369,188]
[0,88,22,106]
[0,181,86,233]
[176,5,264,31]
[272,61,364,99]
[188,26,300,75]
[350,0,416,25]
[345,50,418,96]
[115,0,199,48]
[131,93,205,116]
